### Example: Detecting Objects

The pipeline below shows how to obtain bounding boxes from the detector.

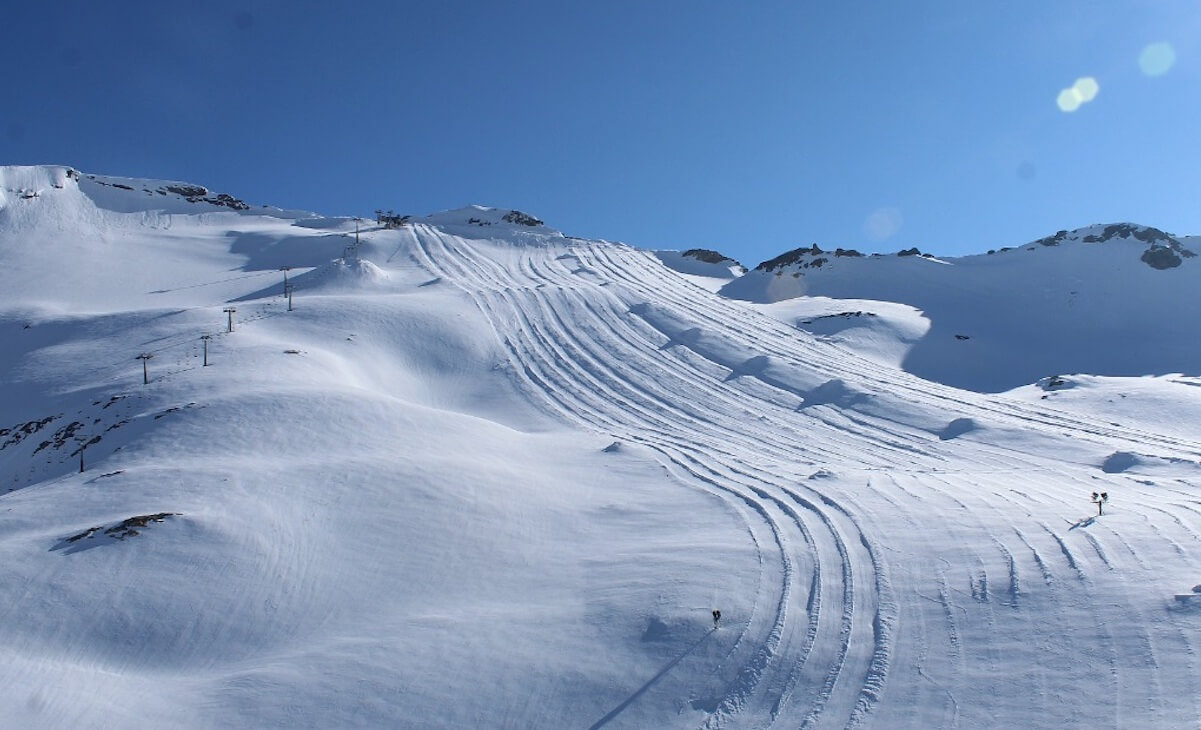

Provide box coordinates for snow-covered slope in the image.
[720,226,1201,393]
[3,166,1201,729]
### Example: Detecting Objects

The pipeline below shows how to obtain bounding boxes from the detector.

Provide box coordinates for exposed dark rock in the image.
[61,513,180,547]
[163,184,208,198]
[897,247,924,257]
[1111,223,1172,244]
[33,420,85,454]
[1066,222,1193,252]
[207,193,250,211]
[1,416,58,451]
[756,245,824,272]
[799,311,877,325]
[1038,375,1071,391]
[1141,246,1183,269]
[502,210,543,226]
[104,512,180,540]
[683,248,739,266]
[1080,224,1198,268]
[1035,230,1069,246]
[158,184,250,211]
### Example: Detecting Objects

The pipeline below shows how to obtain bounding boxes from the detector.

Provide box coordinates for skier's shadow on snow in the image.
[588,628,716,730]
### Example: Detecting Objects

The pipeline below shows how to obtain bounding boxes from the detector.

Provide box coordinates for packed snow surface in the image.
[2,166,1201,728]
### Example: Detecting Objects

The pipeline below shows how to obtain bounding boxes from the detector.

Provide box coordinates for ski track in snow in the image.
[410,228,886,726]
[9,194,1199,728]
[401,225,1201,728]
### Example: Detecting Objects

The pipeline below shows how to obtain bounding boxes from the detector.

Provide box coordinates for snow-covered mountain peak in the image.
[0,164,317,224]
[1017,222,1197,270]
[1029,221,1182,248]
[4,165,1201,729]
[420,204,554,232]
[753,243,882,273]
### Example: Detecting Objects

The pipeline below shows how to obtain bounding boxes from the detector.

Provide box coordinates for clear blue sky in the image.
[4,1,1198,265]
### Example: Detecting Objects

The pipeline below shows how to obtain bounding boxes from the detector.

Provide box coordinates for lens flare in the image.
[1057,88,1083,112]
[863,207,903,242]
[1074,76,1099,102]
[1139,42,1176,76]
[1056,77,1098,113]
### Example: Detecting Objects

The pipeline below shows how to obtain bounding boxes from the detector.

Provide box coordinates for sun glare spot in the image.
[1056,77,1098,113]
[1074,77,1099,102]
[1057,88,1083,112]
[1139,42,1176,76]
[864,207,903,242]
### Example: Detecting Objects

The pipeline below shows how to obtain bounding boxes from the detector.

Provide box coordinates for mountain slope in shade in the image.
[716,225,1201,392]
[3,166,1201,729]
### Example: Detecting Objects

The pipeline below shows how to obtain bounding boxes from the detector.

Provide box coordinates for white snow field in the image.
[2,165,1201,729]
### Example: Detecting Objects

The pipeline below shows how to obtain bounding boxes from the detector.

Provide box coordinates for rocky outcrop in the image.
[1141,246,1184,269]
[683,248,741,267]
[756,245,824,272]
[502,210,543,226]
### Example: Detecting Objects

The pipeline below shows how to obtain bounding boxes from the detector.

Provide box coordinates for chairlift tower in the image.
[346,219,363,265]
[136,353,154,385]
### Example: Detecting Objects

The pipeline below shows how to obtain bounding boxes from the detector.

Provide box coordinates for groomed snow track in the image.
[408,224,1201,729]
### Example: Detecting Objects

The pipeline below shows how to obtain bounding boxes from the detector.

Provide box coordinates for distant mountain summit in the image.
[0,164,268,214]
[716,222,1201,392]
[3,164,1197,393]
[1024,222,1195,270]
[419,204,548,230]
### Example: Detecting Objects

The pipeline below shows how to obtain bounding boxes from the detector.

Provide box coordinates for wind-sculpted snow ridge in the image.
[407,222,1201,728]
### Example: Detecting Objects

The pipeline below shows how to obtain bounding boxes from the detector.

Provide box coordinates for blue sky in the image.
[3,1,1198,265]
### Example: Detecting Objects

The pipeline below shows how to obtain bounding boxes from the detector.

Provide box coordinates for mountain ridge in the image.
[3,164,1201,728]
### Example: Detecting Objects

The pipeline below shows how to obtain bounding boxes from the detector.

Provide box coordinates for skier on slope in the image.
[712,609,721,628]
